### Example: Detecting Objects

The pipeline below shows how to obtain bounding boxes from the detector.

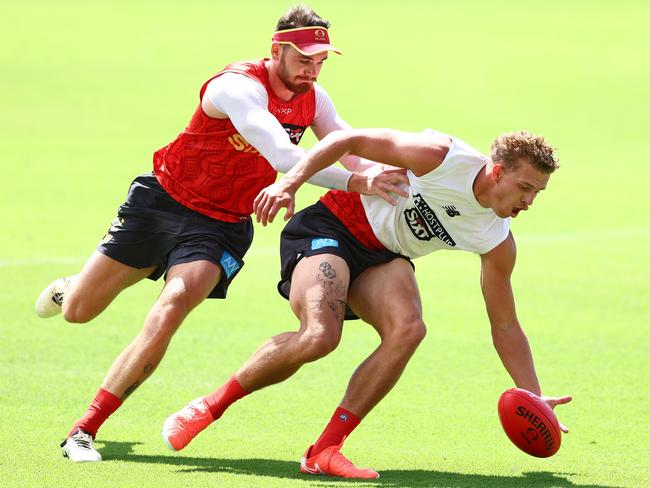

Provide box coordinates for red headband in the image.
[272,26,341,56]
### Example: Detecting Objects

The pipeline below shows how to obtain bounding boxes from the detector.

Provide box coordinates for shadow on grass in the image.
[99,440,620,488]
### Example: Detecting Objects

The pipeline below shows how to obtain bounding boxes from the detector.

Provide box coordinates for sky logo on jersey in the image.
[282,123,307,145]
[404,194,456,246]
[220,250,241,279]
[311,238,339,250]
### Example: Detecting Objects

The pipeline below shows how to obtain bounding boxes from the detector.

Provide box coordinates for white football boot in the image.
[61,430,102,462]
[35,277,69,318]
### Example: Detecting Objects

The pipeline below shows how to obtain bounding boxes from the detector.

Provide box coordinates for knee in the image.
[384,317,427,351]
[298,326,341,362]
[401,317,427,348]
[61,298,96,324]
[144,299,187,340]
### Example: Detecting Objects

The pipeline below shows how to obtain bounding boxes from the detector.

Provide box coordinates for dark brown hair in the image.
[275,4,330,31]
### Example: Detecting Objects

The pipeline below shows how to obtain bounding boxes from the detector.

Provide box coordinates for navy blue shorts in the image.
[278,201,412,320]
[97,173,252,298]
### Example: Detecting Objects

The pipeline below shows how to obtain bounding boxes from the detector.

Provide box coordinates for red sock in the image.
[69,388,123,438]
[203,376,249,420]
[311,407,361,456]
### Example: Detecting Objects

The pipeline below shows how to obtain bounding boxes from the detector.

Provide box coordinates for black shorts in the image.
[279,201,412,320]
[97,173,253,298]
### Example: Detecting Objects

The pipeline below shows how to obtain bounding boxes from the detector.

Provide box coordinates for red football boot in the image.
[162,398,214,451]
[300,437,379,479]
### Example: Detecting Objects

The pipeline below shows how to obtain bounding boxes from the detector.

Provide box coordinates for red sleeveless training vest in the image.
[153,59,316,222]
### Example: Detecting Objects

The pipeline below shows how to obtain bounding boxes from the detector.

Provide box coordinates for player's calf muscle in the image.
[61,298,101,324]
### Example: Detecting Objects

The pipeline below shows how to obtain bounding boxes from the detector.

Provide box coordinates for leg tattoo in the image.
[308,261,348,323]
[122,381,140,399]
[319,262,337,279]
[122,362,154,399]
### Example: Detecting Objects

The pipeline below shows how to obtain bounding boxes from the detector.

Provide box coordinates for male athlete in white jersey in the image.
[162,128,572,478]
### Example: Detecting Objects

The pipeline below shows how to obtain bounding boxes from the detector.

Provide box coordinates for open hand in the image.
[253,182,295,227]
[349,168,410,205]
[541,394,572,433]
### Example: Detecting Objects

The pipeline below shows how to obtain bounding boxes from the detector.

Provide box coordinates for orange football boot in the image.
[162,398,214,451]
[300,437,379,479]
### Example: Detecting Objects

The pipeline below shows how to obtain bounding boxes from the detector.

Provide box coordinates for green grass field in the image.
[1,1,649,486]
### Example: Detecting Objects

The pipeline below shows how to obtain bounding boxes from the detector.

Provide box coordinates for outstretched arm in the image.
[204,75,409,203]
[203,73,351,191]
[311,84,390,173]
[481,233,572,430]
[254,128,451,225]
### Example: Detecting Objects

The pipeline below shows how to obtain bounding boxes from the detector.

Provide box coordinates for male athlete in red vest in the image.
[34,5,407,462]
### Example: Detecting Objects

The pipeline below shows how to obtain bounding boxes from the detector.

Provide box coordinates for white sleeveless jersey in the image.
[361,134,510,258]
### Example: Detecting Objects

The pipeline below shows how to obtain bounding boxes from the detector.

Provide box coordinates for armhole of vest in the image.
[414,151,453,183]
[481,220,510,255]
[309,88,318,123]
[200,71,264,102]
[199,71,268,121]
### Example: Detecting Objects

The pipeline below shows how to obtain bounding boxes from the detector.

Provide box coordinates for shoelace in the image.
[178,406,199,423]
[71,432,93,450]
[51,278,69,306]
[174,403,208,432]
[330,450,355,471]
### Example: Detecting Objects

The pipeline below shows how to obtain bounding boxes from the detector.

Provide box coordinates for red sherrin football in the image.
[498,388,562,457]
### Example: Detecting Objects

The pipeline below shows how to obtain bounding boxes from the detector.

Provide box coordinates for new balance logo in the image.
[442,205,461,217]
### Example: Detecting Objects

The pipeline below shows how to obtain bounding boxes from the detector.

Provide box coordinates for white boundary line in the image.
[0,248,280,268]
[1,228,648,267]
[0,257,87,267]
[515,227,650,244]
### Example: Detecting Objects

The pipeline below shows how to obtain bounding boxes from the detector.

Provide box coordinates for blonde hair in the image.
[491,131,559,174]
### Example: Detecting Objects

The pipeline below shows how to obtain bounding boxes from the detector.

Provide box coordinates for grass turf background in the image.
[1,1,648,487]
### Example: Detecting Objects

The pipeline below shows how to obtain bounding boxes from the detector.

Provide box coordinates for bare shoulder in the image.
[422,129,452,158]
[402,129,452,177]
